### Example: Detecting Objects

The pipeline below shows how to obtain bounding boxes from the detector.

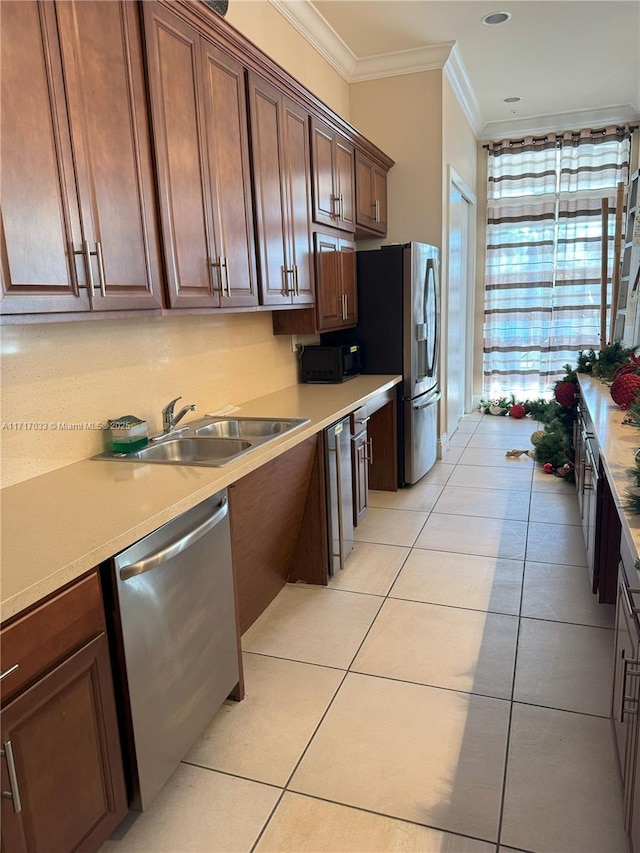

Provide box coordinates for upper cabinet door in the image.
[335,138,356,232]
[248,75,312,306]
[355,149,388,236]
[56,0,163,310]
[247,74,291,306]
[200,42,258,308]
[282,99,314,304]
[310,119,355,233]
[143,4,218,308]
[311,120,337,228]
[0,1,89,315]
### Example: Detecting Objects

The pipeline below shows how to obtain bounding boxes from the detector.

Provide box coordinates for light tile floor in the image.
[102,413,626,853]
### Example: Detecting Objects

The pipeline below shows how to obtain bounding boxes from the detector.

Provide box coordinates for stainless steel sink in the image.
[194,418,304,439]
[93,416,309,467]
[119,436,252,465]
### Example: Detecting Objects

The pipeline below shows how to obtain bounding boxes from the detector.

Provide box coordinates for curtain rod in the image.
[482,124,638,150]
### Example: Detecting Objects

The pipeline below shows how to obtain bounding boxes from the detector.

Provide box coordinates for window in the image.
[483,127,632,399]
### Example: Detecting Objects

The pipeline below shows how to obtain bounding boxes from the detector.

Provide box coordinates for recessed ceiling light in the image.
[503,96,522,103]
[482,11,512,25]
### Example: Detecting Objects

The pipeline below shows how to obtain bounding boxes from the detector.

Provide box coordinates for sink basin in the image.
[194,418,304,439]
[92,416,309,467]
[96,436,252,467]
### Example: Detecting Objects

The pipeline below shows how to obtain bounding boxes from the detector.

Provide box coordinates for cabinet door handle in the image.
[0,664,19,681]
[83,240,96,298]
[293,264,299,297]
[1,741,22,813]
[375,199,380,223]
[342,293,348,320]
[339,193,344,221]
[281,266,291,296]
[95,241,107,297]
[366,437,374,465]
[621,656,640,722]
[331,195,339,219]
[221,257,231,297]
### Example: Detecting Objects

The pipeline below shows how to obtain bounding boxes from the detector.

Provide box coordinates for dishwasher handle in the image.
[119,496,228,581]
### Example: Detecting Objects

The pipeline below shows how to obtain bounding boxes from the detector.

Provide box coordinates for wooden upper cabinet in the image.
[248,73,313,307]
[143,3,258,309]
[315,230,357,332]
[355,149,389,236]
[0,0,163,316]
[0,1,88,315]
[310,119,355,233]
[56,1,163,311]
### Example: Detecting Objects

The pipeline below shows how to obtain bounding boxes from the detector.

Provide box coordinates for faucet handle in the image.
[162,396,182,417]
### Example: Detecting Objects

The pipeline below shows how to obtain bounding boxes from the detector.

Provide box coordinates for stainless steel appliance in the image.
[110,490,239,810]
[300,343,361,383]
[323,242,441,485]
[324,417,354,574]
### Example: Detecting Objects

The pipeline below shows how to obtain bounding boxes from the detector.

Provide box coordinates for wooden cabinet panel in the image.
[56,0,162,311]
[355,149,388,236]
[1,635,127,853]
[229,436,323,632]
[200,41,258,307]
[143,4,217,308]
[0,1,88,314]
[311,122,338,228]
[0,573,103,704]
[144,3,258,309]
[282,99,314,304]
[248,73,312,307]
[1,0,163,316]
[314,230,356,332]
[335,138,356,232]
[315,231,343,331]
[310,119,355,233]
[248,74,291,306]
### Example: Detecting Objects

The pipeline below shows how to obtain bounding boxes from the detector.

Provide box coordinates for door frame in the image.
[447,164,476,419]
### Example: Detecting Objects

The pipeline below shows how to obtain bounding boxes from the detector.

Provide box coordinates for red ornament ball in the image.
[509,404,526,419]
[610,373,640,410]
[612,362,639,381]
[554,381,577,408]
[543,462,554,474]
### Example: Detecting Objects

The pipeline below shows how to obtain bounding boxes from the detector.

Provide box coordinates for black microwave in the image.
[300,344,361,383]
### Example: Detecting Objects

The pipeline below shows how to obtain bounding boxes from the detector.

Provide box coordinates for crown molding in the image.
[480,104,640,142]
[349,42,455,82]
[268,0,355,80]
[443,43,483,136]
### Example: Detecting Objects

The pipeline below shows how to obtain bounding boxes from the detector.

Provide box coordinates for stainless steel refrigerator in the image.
[323,242,440,486]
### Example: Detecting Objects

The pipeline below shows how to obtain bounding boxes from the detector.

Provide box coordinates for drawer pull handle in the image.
[0,664,19,681]
[1,741,22,813]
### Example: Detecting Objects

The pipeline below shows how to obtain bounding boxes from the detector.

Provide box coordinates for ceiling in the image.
[271,0,640,139]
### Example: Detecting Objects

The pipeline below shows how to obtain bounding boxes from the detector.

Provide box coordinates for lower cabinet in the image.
[0,572,127,853]
[612,557,640,852]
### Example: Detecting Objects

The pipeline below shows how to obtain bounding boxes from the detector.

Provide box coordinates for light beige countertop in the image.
[1,375,401,621]
[578,375,640,576]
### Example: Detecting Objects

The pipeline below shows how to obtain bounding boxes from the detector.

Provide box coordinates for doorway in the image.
[446,166,476,436]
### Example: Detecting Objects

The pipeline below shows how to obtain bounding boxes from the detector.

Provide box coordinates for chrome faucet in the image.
[161,396,197,434]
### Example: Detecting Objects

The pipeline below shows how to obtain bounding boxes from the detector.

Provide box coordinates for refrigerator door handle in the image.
[426,257,439,378]
[413,390,441,410]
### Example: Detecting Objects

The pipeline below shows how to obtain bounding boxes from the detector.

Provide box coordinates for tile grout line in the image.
[494,451,531,853]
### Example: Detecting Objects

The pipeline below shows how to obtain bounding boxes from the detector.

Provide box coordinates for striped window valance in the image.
[483,125,634,399]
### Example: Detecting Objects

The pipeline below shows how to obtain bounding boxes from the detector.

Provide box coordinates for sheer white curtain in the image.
[483,127,631,399]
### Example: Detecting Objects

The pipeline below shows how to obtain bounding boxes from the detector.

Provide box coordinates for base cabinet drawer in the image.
[1,574,127,853]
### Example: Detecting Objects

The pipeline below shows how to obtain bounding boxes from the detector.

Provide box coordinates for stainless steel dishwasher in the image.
[111,489,239,811]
